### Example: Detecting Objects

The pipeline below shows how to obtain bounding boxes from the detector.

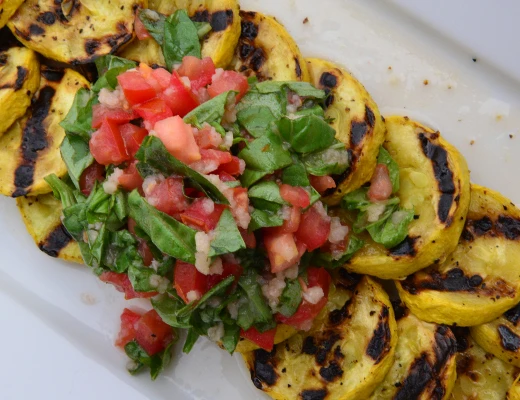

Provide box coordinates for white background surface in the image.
[1,1,520,399]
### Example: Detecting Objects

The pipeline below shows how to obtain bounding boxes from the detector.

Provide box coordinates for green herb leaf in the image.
[162,10,201,70]
[194,21,212,38]
[302,144,350,176]
[208,209,246,257]
[353,200,400,233]
[237,269,273,330]
[184,91,235,126]
[138,9,166,44]
[152,294,192,329]
[377,147,400,193]
[92,55,136,92]
[238,131,293,173]
[282,162,310,187]
[44,174,79,209]
[277,279,302,317]
[248,181,286,213]
[221,322,240,354]
[255,81,326,99]
[183,328,200,353]
[60,135,94,190]
[103,230,140,273]
[313,235,365,269]
[240,169,269,188]
[124,340,174,380]
[341,188,370,211]
[128,263,168,293]
[235,91,284,137]
[278,115,336,154]
[59,88,97,140]
[249,208,283,231]
[367,209,414,248]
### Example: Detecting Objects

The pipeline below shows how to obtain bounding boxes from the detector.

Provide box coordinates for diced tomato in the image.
[264,232,301,273]
[174,261,209,304]
[177,56,216,91]
[89,119,130,165]
[309,175,336,194]
[135,309,174,356]
[295,204,331,251]
[240,327,277,352]
[180,198,226,232]
[277,267,331,330]
[115,308,141,348]
[92,104,137,129]
[153,116,201,164]
[208,70,249,101]
[133,98,173,126]
[146,177,189,217]
[194,124,223,149]
[231,187,250,227]
[368,164,393,202]
[134,15,151,40]
[280,184,310,208]
[99,271,157,300]
[118,162,144,191]
[218,171,236,182]
[239,227,256,249]
[192,149,233,173]
[268,206,301,235]
[151,68,172,91]
[160,71,199,117]
[117,70,157,106]
[79,162,105,196]
[217,156,243,176]
[119,123,148,156]
[206,263,243,291]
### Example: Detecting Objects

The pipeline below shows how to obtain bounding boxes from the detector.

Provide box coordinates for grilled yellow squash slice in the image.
[471,303,520,368]
[230,11,309,82]
[0,0,25,30]
[508,374,520,400]
[8,0,146,64]
[0,68,89,197]
[235,324,297,354]
[243,277,397,400]
[120,0,240,68]
[397,184,520,326]
[306,58,386,205]
[0,47,40,136]
[450,331,519,400]
[17,193,82,263]
[343,116,470,280]
[369,311,457,399]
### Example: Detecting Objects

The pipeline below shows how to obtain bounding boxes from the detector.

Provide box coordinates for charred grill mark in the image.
[329,299,352,326]
[418,133,456,224]
[39,224,72,257]
[210,10,234,32]
[433,326,457,371]
[29,24,45,37]
[391,300,409,321]
[389,236,417,257]
[324,94,334,108]
[13,67,28,90]
[337,268,361,291]
[250,349,278,389]
[497,216,520,240]
[37,12,57,25]
[85,39,100,55]
[248,48,266,72]
[319,360,343,382]
[295,57,302,78]
[472,216,493,235]
[14,27,31,42]
[241,20,259,40]
[452,327,470,352]
[366,306,392,364]
[315,333,342,365]
[464,214,520,241]
[350,121,368,147]
[192,10,210,23]
[239,43,254,59]
[302,337,318,355]
[107,32,133,50]
[498,325,520,352]
[301,389,327,400]
[0,54,7,66]
[504,303,520,325]
[41,68,65,82]
[394,355,433,400]
[12,86,55,197]
[319,72,337,89]
[365,105,376,127]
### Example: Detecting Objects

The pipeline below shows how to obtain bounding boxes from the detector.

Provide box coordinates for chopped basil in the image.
[60,135,94,190]
[128,263,167,293]
[353,200,400,234]
[103,230,140,273]
[138,9,166,44]
[342,188,371,211]
[183,328,200,353]
[277,279,302,317]
[124,340,175,380]
[45,174,80,209]
[313,235,365,269]
[221,322,241,354]
[277,114,336,154]
[255,81,326,99]
[208,209,246,257]
[235,91,284,137]
[92,55,136,92]
[184,91,235,126]
[240,169,269,188]
[367,209,414,248]
[282,162,310,187]
[377,147,400,193]
[194,21,212,39]
[302,144,350,176]
[59,88,97,140]
[248,181,286,212]
[151,294,192,329]
[163,10,201,70]
[238,131,292,173]
[237,269,274,331]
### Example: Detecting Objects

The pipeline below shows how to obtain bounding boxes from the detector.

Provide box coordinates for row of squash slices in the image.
[1,1,520,399]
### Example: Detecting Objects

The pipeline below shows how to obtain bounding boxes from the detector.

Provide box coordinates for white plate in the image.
[1,1,520,399]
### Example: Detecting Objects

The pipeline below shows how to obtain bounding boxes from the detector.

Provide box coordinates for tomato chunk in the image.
[239,228,256,249]
[309,175,336,194]
[295,204,331,251]
[368,164,393,202]
[264,232,300,273]
[280,184,310,208]
[89,119,130,165]
[177,56,216,91]
[160,71,199,117]
[268,206,301,235]
[99,271,156,300]
[115,308,141,348]
[174,261,209,303]
[153,116,201,164]
[206,263,243,291]
[135,310,174,356]
[133,98,173,126]
[145,176,189,217]
[79,162,105,196]
[240,327,277,352]
[119,123,148,156]
[134,15,151,40]
[118,161,144,192]
[217,156,243,176]
[180,198,226,232]
[92,104,137,129]
[117,70,157,106]
[208,70,249,101]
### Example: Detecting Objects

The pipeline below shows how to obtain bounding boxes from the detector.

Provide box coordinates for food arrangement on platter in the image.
[1,0,519,398]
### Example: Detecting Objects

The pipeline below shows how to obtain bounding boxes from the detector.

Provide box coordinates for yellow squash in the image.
[242,277,397,400]
[235,324,297,354]
[17,193,82,263]
[508,374,520,400]
[0,47,40,137]
[8,0,146,64]
[306,58,386,205]
[397,184,520,326]
[0,68,89,197]
[344,116,470,279]
[230,11,309,82]
[0,0,25,29]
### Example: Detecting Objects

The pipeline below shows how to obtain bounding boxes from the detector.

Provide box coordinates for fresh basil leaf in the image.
[248,181,286,211]
[221,322,240,354]
[377,147,400,193]
[342,188,369,211]
[282,162,310,187]
[136,136,229,204]
[235,248,267,271]
[277,279,302,317]
[194,21,212,38]
[313,235,365,269]
[183,328,200,353]
[128,263,168,293]
[236,106,277,138]
[138,9,166,44]
[152,294,192,329]
[163,10,201,70]
[92,55,136,92]
[89,223,109,267]
[60,88,97,140]
[45,174,79,209]
[354,202,398,234]
[302,144,350,176]
[177,276,235,318]
[309,187,321,208]
[240,169,269,188]
[238,131,293,173]
[150,341,174,380]
[255,81,326,99]
[156,257,174,277]
[278,115,336,154]
[184,91,235,126]
[128,190,197,263]
[103,229,139,273]
[125,340,174,380]
[367,209,414,248]
[249,208,284,231]
[237,269,273,330]
[60,135,94,190]
[208,209,246,257]
[294,104,325,118]
[62,203,88,241]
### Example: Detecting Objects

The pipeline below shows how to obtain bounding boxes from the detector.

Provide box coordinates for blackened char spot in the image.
[451,327,470,352]
[239,43,254,59]
[39,224,72,257]
[366,306,391,364]
[14,66,28,90]
[319,361,343,382]
[315,333,341,365]
[498,325,520,351]
[472,216,493,236]
[241,20,259,40]
[29,24,45,36]
[85,39,100,55]
[248,48,266,72]
[496,216,520,240]
[394,355,433,400]
[337,268,361,291]
[0,54,7,66]
[350,121,368,147]
[319,72,337,89]
[12,86,55,197]
[192,10,210,23]
[41,68,65,82]
[418,133,455,224]
[433,326,457,371]
[107,32,133,49]
[251,349,278,389]
[210,10,233,32]
[324,94,334,108]
[389,236,416,257]
[329,299,351,326]
[295,57,302,78]
[461,228,474,242]
[37,12,57,25]
[504,303,520,325]
[301,389,327,400]
[365,105,375,127]
[391,300,409,321]
[0,27,21,51]
[302,337,317,355]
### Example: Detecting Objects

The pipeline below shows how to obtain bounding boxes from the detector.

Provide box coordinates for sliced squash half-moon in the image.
[0,0,25,29]
[243,276,397,400]
[508,374,520,400]
[397,184,520,326]
[343,116,470,280]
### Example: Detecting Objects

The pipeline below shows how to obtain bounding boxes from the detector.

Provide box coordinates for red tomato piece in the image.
[217,156,243,176]
[135,310,174,356]
[295,204,331,251]
[208,70,249,101]
[277,267,331,330]
[177,56,216,91]
[264,232,301,273]
[117,70,157,106]
[134,15,151,40]
[160,71,199,117]
[268,206,301,235]
[91,104,137,129]
[309,175,336,194]
[119,123,148,156]
[280,184,310,208]
[368,164,393,202]
[151,68,172,91]
[240,327,277,352]
[79,162,105,196]
[174,261,209,304]
[115,308,141,348]
[218,171,236,182]
[239,227,256,249]
[133,98,173,126]
[153,115,201,164]
[194,123,222,149]
[180,198,226,232]
[206,263,243,291]
[146,177,189,217]
[99,271,157,300]
[118,161,144,191]
[89,119,130,165]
